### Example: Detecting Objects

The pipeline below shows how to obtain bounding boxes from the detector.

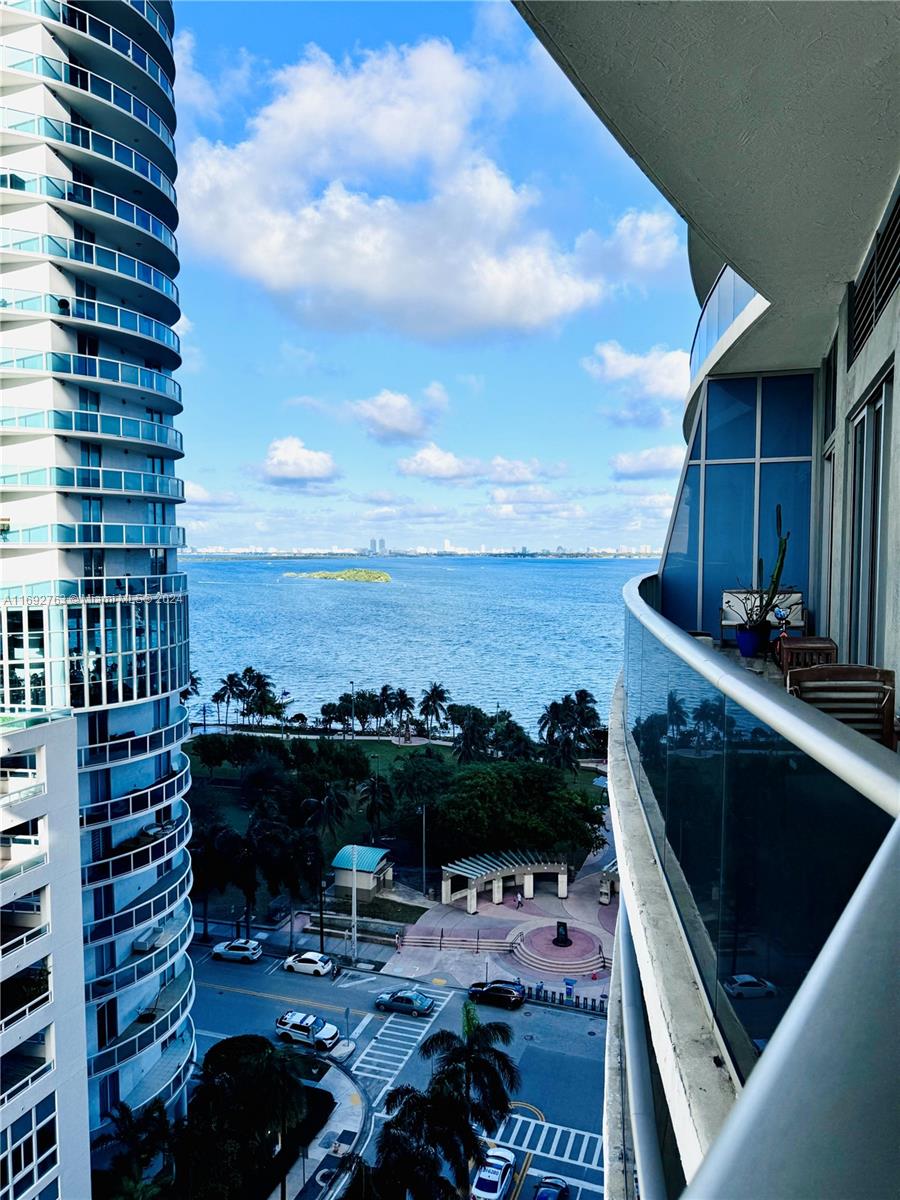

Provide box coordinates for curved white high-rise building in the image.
[0,0,194,1164]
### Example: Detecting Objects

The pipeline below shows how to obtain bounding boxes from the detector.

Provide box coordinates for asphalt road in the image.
[190,947,606,1199]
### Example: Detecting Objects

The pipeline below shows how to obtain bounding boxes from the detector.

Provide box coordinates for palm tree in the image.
[376,684,396,737]
[211,685,227,726]
[219,672,245,732]
[92,1100,171,1189]
[215,828,258,938]
[420,1001,521,1133]
[393,688,414,741]
[373,1115,457,1200]
[572,688,600,745]
[377,1081,483,1197]
[452,707,491,764]
[692,698,720,746]
[305,781,353,842]
[179,668,201,706]
[667,690,689,742]
[190,819,230,940]
[538,698,565,745]
[358,772,394,841]
[418,682,450,738]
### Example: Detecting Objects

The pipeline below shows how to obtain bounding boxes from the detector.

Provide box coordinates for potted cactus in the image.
[726,506,791,658]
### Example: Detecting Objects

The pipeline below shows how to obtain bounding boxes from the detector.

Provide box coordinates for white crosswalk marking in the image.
[351,987,452,1107]
[492,1114,603,1172]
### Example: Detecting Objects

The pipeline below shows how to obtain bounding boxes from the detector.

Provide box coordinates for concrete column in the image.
[467,885,478,914]
[492,877,503,904]
[523,873,534,899]
[557,871,568,899]
[441,877,452,904]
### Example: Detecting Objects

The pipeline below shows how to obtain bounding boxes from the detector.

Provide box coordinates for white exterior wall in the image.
[1,0,194,1161]
[1,714,91,1200]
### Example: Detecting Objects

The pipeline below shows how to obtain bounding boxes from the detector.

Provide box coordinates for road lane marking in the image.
[353,990,453,1108]
[265,959,282,976]
[510,1151,533,1200]
[195,1028,228,1040]
[349,1014,373,1039]
[195,978,383,1020]
[524,1168,604,1195]
[492,1115,603,1173]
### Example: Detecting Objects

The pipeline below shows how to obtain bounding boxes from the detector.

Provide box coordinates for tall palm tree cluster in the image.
[92,1036,313,1200]
[353,1002,521,1200]
[210,668,289,729]
[538,688,607,773]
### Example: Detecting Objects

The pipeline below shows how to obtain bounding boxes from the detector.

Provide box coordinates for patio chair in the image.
[786,664,897,749]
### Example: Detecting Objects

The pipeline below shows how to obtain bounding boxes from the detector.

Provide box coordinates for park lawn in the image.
[325,895,428,923]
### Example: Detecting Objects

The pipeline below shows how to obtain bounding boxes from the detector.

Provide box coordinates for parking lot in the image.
[190,945,606,1198]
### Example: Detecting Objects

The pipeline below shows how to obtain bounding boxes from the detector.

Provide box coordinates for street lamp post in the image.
[420,804,426,897]
[350,842,358,963]
[350,679,355,740]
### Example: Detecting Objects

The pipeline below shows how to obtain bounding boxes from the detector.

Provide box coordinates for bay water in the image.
[184,556,655,731]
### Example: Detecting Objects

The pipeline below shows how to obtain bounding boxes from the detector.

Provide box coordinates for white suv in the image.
[275,1010,341,1051]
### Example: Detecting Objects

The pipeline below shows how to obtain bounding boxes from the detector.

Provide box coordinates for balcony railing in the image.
[2,227,178,306]
[85,906,192,1001]
[689,265,760,383]
[0,770,46,809]
[0,290,180,355]
[1,465,184,501]
[0,921,50,958]
[0,1056,53,1108]
[0,347,180,403]
[87,961,193,1076]
[1,44,175,154]
[2,522,185,548]
[1,572,187,604]
[621,572,897,1082]
[2,0,175,104]
[128,0,174,54]
[81,808,190,886]
[80,754,190,827]
[0,171,176,257]
[0,851,48,885]
[0,107,176,205]
[83,855,191,944]
[0,986,52,1034]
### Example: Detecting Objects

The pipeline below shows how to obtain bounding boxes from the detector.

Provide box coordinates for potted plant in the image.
[725,506,791,658]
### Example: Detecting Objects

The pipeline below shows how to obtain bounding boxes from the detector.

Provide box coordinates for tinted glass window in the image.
[706,378,757,459]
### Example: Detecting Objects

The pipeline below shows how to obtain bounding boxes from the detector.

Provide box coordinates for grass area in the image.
[325,895,428,923]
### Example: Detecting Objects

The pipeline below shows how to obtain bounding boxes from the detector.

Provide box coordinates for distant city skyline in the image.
[174,0,694,552]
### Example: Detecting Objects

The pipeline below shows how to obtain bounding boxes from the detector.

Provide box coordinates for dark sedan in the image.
[467,979,526,1009]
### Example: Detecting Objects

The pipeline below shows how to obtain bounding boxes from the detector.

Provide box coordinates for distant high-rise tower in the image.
[378,537,385,554]
[369,537,377,553]
[0,0,194,1172]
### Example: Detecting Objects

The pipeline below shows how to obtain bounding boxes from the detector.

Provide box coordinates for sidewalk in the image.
[267,1060,368,1200]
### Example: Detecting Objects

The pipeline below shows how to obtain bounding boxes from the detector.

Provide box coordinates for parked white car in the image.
[283,951,333,976]
[275,1010,341,1051]
[471,1148,516,1199]
[211,938,262,963]
[723,974,777,998]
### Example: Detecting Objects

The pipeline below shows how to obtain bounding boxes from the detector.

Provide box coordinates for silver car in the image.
[211,938,262,963]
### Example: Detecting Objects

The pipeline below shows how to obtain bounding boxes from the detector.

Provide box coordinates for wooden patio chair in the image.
[786,664,897,750]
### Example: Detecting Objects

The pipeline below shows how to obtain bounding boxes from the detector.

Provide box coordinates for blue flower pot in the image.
[735,625,769,658]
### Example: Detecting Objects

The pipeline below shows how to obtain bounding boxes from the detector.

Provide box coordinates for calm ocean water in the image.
[184,556,656,731]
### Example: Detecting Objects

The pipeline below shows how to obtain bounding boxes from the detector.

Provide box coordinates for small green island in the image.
[284,568,392,583]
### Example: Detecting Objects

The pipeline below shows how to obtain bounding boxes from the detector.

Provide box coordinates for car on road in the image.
[468,979,526,1009]
[532,1178,570,1200]
[374,988,435,1017]
[211,938,262,963]
[283,951,333,976]
[470,1147,516,1199]
[723,974,777,999]
[275,1010,341,1051]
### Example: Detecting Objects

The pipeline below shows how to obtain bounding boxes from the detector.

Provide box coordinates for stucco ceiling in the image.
[516,1,900,365]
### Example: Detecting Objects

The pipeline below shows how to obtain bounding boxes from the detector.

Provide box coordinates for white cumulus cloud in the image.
[351,390,430,443]
[397,442,478,480]
[174,39,686,339]
[582,340,690,426]
[262,436,337,485]
[609,445,685,480]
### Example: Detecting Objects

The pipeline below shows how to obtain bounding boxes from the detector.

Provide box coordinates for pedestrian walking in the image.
[394,932,402,952]
[515,891,523,910]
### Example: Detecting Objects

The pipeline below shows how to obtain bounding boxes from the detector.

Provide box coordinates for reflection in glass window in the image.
[706,378,757,459]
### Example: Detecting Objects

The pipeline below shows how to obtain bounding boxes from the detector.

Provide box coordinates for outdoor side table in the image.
[777,636,838,678]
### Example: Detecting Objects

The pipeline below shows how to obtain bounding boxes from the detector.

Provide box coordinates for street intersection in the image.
[189,946,606,1198]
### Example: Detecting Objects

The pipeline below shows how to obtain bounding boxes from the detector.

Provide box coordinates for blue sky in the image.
[173,1,696,552]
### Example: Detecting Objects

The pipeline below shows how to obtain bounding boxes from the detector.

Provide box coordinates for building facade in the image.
[518,4,899,1198]
[0,0,194,1165]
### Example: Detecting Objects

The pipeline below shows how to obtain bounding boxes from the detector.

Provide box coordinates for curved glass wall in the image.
[80,754,190,827]
[1,466,184,501]
[1,46,176,155]
[86,962,193,1075]
[84,906,192,1000]
[1,407,182,453]
[82,856,191,945]
[689,266,759,381]
[2,524,184,548]
[1,573,187,604]
[128,0,174,54]
[2,228,179,306]
[5,0,176,104]
[0,172,177,256]
[0,596,189,709]
[77,706,188,768]
[623,576,893,1081]
[1,348,180,403]
[81,809,190,885]
[660,374,814,633]
[0,292,180,355]
[0,108,176,206]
